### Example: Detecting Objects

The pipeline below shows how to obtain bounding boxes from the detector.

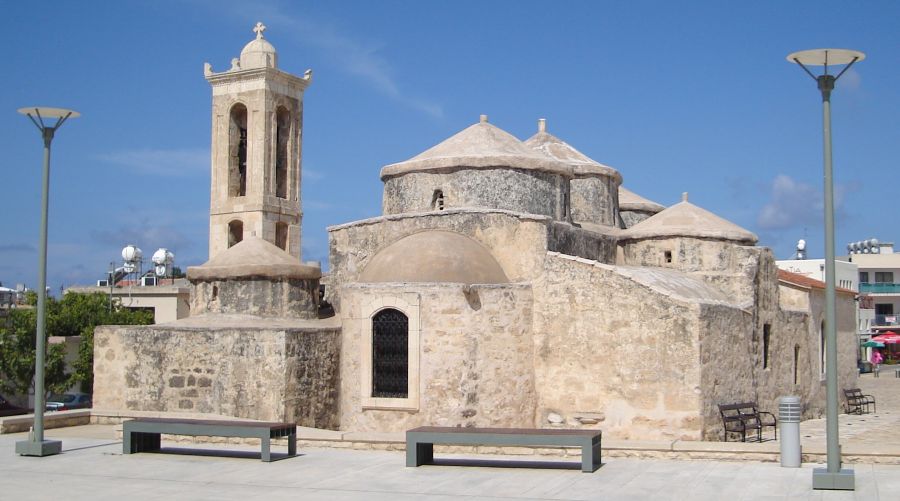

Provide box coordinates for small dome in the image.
[239,22,277,69]
[524,121,622,183]
[187,237,319,281]
[380,117,572,180]
[622,194,757,244]
[359,231,509,284]
[618,186,665,213]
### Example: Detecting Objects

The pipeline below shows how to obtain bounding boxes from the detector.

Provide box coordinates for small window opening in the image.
[762,324,771,369]
[212,285,218,300]
[275,222,288,251]
[431,189,444,211]
[275,107,290,199]
[664,251,673,264]
[793,344,800,384]
[228,104,248,197]
[228,220,243,248]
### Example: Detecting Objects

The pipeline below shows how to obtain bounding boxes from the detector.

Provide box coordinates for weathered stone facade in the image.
[93,321,340,427]
[191,278,319,319]
[92,26,859,443]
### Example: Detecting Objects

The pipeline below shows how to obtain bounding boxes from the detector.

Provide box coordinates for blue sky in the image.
[1,0,898,292]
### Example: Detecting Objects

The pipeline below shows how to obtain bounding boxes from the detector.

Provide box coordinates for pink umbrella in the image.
[872,332,900,344]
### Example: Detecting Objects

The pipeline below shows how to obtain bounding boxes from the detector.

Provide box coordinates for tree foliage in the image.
[0,292,153,396]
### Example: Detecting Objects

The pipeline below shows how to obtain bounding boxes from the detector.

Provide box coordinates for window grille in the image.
[372,308,408,398]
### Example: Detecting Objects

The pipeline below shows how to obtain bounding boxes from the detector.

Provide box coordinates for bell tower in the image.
[204,22,312,259]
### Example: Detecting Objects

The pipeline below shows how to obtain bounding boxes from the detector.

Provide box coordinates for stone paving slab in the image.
[3,431,898,501]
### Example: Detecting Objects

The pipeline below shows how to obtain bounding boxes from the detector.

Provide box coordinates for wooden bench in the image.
[843,388,876,415]
[406,426,601,473]
[123,418,296,462]
[718,403,777,442]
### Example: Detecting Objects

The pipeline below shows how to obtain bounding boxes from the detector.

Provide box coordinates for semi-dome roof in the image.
[239,22,278,69]
[622,193,758,244]
[187,237,320,281]
[359,230,509,284]
[380,116,572,180]
[524,120,622,183]
[618,186,665,213]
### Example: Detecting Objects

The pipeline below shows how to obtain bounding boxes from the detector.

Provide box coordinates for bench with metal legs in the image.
[123,418,296,462]
[406,426,601,473]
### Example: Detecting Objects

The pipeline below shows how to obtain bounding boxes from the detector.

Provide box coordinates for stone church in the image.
[93,25,858,441]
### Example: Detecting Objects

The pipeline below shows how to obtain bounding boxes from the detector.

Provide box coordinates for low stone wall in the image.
[93,321,340,428]
[0,410,91,434]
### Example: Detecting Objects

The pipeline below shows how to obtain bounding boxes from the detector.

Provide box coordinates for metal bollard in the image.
[779,396,802,467]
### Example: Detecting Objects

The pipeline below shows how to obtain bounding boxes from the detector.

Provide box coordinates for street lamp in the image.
[787,48,864,491]
[14,106,80,457]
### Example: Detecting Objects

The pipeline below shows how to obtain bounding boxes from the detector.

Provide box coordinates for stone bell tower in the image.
[204,22,312,259]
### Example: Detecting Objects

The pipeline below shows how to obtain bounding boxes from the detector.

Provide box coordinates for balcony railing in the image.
[860,282,900,294]
[874,314,899,326]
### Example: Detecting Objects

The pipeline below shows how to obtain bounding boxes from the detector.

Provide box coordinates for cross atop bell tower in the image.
[203,23,313,260]
[253,21,266,39]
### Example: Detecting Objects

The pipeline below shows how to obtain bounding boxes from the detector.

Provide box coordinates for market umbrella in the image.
[872,332,900,344]
[862,340,885,348]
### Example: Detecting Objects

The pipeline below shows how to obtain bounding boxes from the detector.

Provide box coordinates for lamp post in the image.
[787,48,864,491]
[15,106,80,457]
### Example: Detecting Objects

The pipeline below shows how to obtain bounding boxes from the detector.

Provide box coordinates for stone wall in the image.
[570,175,619,227]
[774,284,858,419]
[190,277,319,318]
[93,323,340,428]
[337,283,535,432]
[531,253,720,440]
[548,221,617,264]
[623,238,772,304]
[382,168,568,220]
[619,209,655,229]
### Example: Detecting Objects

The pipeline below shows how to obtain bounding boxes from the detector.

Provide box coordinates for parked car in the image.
[0,393,29,417]
[45,392,92,411]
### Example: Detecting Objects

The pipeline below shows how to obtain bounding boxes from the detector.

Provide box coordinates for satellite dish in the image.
[797,239,806,251]
[123,262,135,273]
[155,264,167,277]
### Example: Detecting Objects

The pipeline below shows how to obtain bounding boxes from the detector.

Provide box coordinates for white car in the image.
[46,393,92,411]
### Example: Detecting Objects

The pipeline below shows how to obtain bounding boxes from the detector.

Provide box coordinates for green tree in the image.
[0,292,153,397]
[0,305,69,397]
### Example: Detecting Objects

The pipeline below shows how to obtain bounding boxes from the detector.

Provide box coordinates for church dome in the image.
[359,231,509,284]
[239,22,278,69]
[524,120,622,183]
[380,115,572,180]
[187,237,319,281]
[618,186,665,213]
[622,193,757,244]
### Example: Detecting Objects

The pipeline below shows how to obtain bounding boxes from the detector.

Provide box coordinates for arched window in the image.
[431,189,444,211]
[229,103,248,197]
[275,106,290,199]
[372,308,408,398]
[275,222,288,251]
[228,220,243,248]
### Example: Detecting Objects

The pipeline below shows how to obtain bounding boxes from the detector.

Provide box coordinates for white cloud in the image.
[757,174,850,230]
[836,67,861,91]
[97,148,209,177]
[303,167,325,181]
[304,200,333,211]
[216,0,443,118]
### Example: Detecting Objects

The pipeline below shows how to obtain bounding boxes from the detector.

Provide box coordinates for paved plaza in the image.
[2,373,899,500]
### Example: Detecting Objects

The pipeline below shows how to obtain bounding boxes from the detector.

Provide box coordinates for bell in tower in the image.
[204,22,312,260]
